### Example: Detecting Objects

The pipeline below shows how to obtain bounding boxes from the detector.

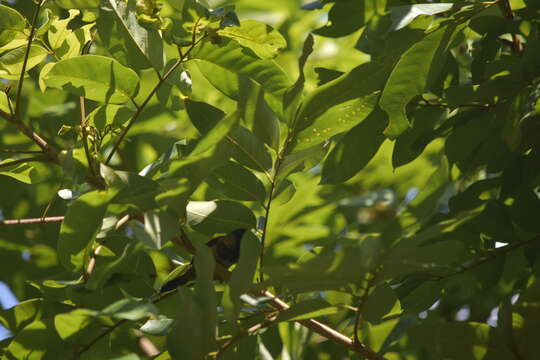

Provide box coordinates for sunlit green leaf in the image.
[97,0,164,70]
[380,24,460,138]
[217,20,286,59]
[0,45,48,76]
[43,55,140,103]
[0,159,38,184]
[294,92,379,151]
[0,4,25,47]
[187,200,256,235]
[192,37,291,94]
[55,0,100,9]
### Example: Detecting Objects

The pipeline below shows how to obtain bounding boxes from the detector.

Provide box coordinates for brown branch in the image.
[81,217,385,359]
[0,108,12,121]
[0,216,64,225]
[0,156,49,169]
[0,1,58,163]
[136,334,160,357]
[85,214,133,277]
[264,291,386,359]
[499,0,523,52]
[3,114,56,158]
[14,0,46,119]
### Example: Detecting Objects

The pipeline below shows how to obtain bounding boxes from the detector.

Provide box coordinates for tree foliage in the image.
[0,0,539,359]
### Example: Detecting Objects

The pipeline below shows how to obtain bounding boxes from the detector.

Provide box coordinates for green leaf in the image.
[156,142,232,216]
[217,20,286,59]
[380,25,460,138]
[0,299,72,337]
[192,240,217,353]
[185,99,227,132]
[277,144,325,182]
[4,320,66,359]
[54,0,100,9]
[167,241,217,359]
[399,280,443,313]
[140,317,174,336]
[389,3,454,31]
[228,126,273,174]
[58,190,113,271]
[191,111,240,156]
[163,61,192,96]
[186,200,256,235]
[399,158,450,227]
[167,289,204,360]
[0,4,25,47]
[274,298,339,322]
[0,159,37,184]
[296,61,388,133]
[43,55,140,104]
[97,0,164,70]
[313,0,367,37]
[392,107,444,168]
[99,297,158,320]
[273,179,296,205]
[294,92,379,151]
[408,321,514,359]
[361,283,399,324]
[265,245,372,293]
[87,104,135,131]
[206,162,266,203]
[195,60,239,100]
[0,45,48,76]
[36,8,52,37]
[226,231,259,318]
[54,308,94,341]
[284,34,314,124]
[321,108,387,184]
[238,78,280,150]
[47,9,91,59]
[85,237,141,290]
[192,37,291,94]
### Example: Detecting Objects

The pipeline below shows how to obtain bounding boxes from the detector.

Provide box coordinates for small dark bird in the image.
[160,229,246,293]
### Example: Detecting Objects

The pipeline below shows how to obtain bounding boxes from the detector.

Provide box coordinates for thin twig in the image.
[85,214,132,277]
[79,96,98,178]
[3,114,55,157]
[15,0,45,120]
[430,235,540,281]
[417,101,495,109]
[81,219,384,359]
[105,29,207,165]
[258,180,276,283]
[0,156,49,169]
[263,290,386,359]
[1,216,64,225]
[353,272,378,348]
[76,320,127,358]
[0,149,43,154]
[216,311,280,357]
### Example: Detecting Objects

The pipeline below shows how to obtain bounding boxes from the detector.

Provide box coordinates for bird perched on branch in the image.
[160,229,246,292]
